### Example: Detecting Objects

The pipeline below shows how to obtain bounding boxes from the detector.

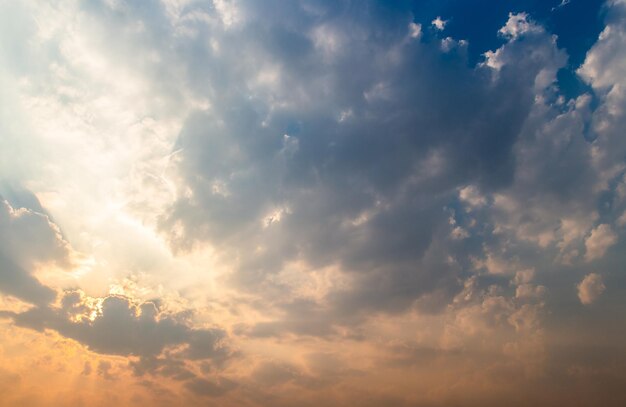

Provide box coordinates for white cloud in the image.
[584,224,617,261]
[459,185,487,209]
[577,273,606,305]
[450,226,469,240]
[432,17,447,31]
[408,22,422,39]
[499,12,541,39]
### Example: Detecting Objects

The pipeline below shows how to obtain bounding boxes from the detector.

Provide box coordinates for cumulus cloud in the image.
[0,289,236,399]
[432,16,447,31]
[157,9,570,329]
[577,273,606,304]
[0,188,234,391]
[3,0,626,405]
[499,12,542,39]
[5,290,231,362]
[585,224,617,261]
[458,185,487,209]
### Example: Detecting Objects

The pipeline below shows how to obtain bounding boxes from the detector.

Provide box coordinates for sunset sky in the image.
[1,0,626,405]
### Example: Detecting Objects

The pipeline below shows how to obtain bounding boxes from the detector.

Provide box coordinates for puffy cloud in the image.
[498,12,542,39]
[0,186,234,395]
[579,1,626,193]
[577,273,606,305]
[432,16,447,31]
[578,0,626,90]
[458,185,487,209]
[159,9,569,327]
[585,224,617,261]
[3,0,626,405]
[1,288,237,399]
[6,290,231,363]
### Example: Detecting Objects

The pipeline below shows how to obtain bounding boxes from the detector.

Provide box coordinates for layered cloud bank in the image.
[1,0,626,405]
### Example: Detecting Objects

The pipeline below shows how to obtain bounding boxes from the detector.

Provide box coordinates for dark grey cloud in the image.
[0,191,71,305]
[185,376,237,397]
[5,291,230,361]
[0,185,236,399]
[0,254,56,307]
[148,1,572,330]
[1,288,238,396]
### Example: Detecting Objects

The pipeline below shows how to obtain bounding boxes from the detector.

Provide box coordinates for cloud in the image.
[552,0,572,11]
[585,224,617,261]
[0,185,235,394]
[458,185,487,209]
[3,0,626,405]
[432,16,447,31]
[5,290,231,364]
[0,191,73,305]
[97,360,114,381]
[498,12,542,39]
[158,9,569,329]
[618,211,626,226]
[577,273,606,304]
[185,377,237,397]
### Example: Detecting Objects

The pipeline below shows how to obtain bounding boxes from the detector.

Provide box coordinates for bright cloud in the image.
[585,224,617,261]
[578,273,606,305]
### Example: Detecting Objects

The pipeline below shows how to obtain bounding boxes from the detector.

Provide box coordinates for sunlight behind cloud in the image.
[1,0,626,405]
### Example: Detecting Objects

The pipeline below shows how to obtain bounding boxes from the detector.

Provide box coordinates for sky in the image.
[1,0,626,405]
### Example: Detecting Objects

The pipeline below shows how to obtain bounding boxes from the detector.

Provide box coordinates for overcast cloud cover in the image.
[1,0,626,405]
